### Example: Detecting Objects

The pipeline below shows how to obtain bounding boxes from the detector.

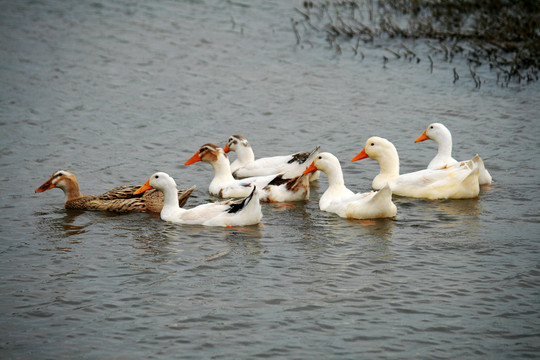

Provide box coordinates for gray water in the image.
[1,0,539,359]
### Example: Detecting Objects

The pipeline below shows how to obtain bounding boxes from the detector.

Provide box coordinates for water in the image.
[1,0,539,359]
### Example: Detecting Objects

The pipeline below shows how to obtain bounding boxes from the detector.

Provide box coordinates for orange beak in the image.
[414,129,430,143]
[35,177,56,193]
[303,161,317,175]
[223,143,231,153]
[351,148,368,161]
[134,178,153,195]
[184,151,201,165]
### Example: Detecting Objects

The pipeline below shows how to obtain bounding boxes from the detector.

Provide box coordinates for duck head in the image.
[35,170,78,193]
[351,136,397,162]
[223,135,249,153]
[185,143,226,165]
[304,152,340,175]
[134,172,176,194]
[415,122,452,143]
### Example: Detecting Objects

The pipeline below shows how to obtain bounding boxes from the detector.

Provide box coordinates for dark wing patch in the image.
[264,174,309,192]
[266,174,288,187]
[287,152,309,164]
[226,187,256,214]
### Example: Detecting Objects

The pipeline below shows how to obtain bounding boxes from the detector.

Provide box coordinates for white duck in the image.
[415,123,492,185]
[223,135,320,181]
[303,152,396,219]
[351,136,480,200]
[185,143,316,202]
[134,172,262,227]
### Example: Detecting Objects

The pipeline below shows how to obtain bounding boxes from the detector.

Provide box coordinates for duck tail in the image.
[281,145,321,179]
[178,185,196,208]
[284,172,311,199]
[349,183,396,219]
[370,183,392,203]
[462,162,480,197]
[227,186,257,214]
[471,154,492,185]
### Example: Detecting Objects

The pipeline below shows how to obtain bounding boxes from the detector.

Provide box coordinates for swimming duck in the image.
[185,143,316,202]
[223,135,320,181]
[415,123,492,185]
[134,172,262,227]
[35,170,195,213]
[304,152,396,219]
[351,137,480,200]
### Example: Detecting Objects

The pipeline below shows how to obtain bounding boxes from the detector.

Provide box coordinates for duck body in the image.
[135,172,262,227]
[415,122,492,185]
[35,170,194,213]
[224,135,320,181]
[304,152,396,219]
[352,137,480,200]
[185,143,315,202]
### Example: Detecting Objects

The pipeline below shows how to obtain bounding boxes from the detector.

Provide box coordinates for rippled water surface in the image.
[1,1,539,359]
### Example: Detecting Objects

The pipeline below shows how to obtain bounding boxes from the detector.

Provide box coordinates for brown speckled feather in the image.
[65,186,195,213]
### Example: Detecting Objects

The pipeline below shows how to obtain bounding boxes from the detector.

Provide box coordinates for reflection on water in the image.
[131,218,265,263]
[345,217,396,240]
[34,210,90,256]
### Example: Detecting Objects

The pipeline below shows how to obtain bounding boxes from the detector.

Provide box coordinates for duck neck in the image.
[210,155,237,182]
[60,178,83,203]
[160,183,184,220]
[325,165,347,191]
[162,185,181,210]
[235,144,255,165]
[436,133,453,159]
[373,147,400,188]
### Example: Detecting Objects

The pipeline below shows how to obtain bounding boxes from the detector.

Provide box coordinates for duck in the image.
[134,172,262,227]
[185,143,316,202]
[35,170,195,213]
[351,137,480,200]
[303,152,396,219]
[415,123,492,185]
[223,135,320,181]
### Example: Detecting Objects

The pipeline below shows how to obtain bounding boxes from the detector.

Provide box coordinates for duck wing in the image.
[393,160,479,199]
[66,196,148,213]
[232,146,320,179]
[98,185,143,200]
[224,186,257,213]
[176,189,257,223]
[232,155,292,178]
[279,146,321,179]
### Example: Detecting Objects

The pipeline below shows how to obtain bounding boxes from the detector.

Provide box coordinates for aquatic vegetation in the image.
[292,0,540,86]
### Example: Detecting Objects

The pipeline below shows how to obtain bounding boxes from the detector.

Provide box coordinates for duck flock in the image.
[35,123,491,227]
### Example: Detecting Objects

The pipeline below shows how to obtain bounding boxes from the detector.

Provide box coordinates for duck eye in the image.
[155,175,159,179]
[371,143,374,146]
[430,126,434,129]
[318,156,322,159]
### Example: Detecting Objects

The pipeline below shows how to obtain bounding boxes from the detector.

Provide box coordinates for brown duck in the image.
[35,170,195,213]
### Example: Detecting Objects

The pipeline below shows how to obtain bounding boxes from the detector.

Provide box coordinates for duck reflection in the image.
[34,209,89,254]
[36,209,88,239]
[132,219,264,262]
[393,196,484,245]
[344,217,396,240]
